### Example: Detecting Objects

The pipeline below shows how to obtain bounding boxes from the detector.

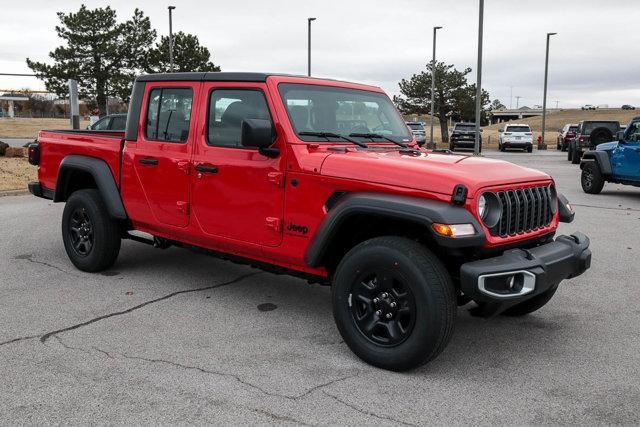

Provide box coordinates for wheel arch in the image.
[304,192,486,270]
[54,155,127,220]
[580,150,612,177]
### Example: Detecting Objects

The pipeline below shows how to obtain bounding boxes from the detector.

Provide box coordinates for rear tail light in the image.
[28,143,40,166]
[579,136,586,142]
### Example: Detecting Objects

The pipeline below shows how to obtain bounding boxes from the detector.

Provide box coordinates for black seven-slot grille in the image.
[492,185,554,237]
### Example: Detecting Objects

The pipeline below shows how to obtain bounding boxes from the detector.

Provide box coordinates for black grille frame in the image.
[489,185,555,237]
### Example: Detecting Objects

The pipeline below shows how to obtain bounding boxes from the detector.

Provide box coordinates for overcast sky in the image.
[1,0,639,108]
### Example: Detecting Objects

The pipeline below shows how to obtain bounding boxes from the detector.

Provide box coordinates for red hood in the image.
[320,149,551,197]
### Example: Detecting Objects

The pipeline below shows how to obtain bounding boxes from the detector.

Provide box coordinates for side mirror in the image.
[241,118,279,157]
[498,129,503,133]
[617,130,625,142]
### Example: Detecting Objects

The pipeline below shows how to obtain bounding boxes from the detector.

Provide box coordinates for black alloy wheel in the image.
[68,207,94,257]
[349,270,417,347]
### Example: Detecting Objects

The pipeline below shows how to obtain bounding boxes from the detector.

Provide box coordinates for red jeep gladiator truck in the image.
[28,72,591,371]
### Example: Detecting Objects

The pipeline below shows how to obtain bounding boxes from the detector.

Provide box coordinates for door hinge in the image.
[176,201,189,215]
[266,217,282,232]
[268,172,284,187]
[177,160,191,175]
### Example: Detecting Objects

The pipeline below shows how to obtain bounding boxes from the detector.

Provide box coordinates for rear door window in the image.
[145,88,194,143]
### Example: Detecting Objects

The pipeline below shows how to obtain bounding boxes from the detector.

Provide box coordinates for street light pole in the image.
[428,26,442,149]
[308,17,316,77]
[540,32,557,150]
[168,6,176,72]
[474,0,484,156]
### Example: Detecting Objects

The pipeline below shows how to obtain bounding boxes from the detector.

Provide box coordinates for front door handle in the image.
[194,164,218,174]
[139,157,159,166]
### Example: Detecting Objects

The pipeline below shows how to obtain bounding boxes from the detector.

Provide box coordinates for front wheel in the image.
[332,236,456,371]
[62,189,122,272]
[581,162,605,194]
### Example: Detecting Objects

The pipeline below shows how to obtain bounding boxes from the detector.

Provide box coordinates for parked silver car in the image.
[406,122,426,146]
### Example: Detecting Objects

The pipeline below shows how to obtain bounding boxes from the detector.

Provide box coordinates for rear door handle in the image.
[194,164,218,174]
[139,158,159,166]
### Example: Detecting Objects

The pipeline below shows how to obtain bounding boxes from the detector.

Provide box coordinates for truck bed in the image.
[36,129,125,192]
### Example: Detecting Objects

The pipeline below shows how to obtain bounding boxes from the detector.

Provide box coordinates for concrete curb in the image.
[0,189,30,197]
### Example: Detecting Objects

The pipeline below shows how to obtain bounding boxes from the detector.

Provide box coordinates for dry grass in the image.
[0,118,90,139]
[0,157,37,191]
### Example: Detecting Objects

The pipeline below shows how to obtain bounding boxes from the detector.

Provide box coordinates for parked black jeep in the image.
[568,120,620,164]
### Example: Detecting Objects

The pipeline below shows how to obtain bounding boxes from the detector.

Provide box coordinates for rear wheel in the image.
[571,147,582,164]
[567,143,574,161]
[502,286,558,316]
[527,145,533,153]
[332,236,456,371]
[62,189,121,272]
[581,162,605,194]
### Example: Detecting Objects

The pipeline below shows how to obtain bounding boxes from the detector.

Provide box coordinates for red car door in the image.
[129,82,199,228]
[190,82,285,247]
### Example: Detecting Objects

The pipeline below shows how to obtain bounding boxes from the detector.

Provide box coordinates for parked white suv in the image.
[498,123,534,152]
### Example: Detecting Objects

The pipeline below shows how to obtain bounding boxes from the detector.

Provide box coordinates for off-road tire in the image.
[332,236,456,371]
[502,285,558,316]
[567,143,573,161]
[571,147,582,164]
[581,161,605,194]
[62,189,121,272]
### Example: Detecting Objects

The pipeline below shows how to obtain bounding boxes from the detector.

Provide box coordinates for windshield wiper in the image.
[349,133,408,148]
[298,131,368,148]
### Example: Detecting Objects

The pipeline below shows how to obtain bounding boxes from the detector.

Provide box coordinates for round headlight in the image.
[478,195,487,219]
[478,192,501,229]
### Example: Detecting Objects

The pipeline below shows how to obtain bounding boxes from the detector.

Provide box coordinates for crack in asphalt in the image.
[0,334,40,347]
[0,272,260,348]
[571,203,640,212]
[322,390,417,426]
[39,272,260,343]
[13,253,79,276]
[56,338,356,401]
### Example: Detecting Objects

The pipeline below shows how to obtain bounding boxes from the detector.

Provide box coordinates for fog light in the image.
[432,223,476,238]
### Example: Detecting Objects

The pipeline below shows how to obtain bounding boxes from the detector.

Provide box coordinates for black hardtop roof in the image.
[137,72,273,82]
[579,120,620,124]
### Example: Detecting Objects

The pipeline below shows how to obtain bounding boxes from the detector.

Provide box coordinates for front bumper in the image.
[459,232,591,316]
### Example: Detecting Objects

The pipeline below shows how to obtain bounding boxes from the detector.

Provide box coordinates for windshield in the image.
[455,124,475,131]
[506,125,531,133]
[407,123,423,130]
[279,84,412,142]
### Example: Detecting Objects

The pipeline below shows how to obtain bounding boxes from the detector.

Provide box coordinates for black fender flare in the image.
[54,155,127,220]
[580,150,611,177]
[304,192,486,267]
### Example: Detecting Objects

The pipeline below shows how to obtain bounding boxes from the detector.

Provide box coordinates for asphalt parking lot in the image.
[1,149,639,424]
